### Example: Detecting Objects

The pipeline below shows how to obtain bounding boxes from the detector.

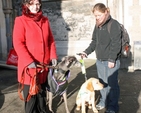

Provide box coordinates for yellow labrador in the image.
[76,78,104,113]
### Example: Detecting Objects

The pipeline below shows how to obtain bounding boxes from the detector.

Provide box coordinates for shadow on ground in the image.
[0,67,18,109]
[1,60,141,113]
[49,60,141,113]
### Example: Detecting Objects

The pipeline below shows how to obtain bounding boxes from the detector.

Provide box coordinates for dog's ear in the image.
[86,81,94,92]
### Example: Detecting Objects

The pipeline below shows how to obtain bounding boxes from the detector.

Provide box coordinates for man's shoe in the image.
[96,104,105,110]
[105,109,116,113]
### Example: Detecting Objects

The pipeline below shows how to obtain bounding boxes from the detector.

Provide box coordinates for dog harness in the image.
[46,68,70,96]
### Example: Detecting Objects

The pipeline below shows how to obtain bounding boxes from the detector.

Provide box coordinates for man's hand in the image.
[77,52,88,59]
[108,62,115,68]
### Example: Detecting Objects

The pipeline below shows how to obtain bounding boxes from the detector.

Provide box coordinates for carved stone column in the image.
[13,0,22,16]
[2,0,13,52]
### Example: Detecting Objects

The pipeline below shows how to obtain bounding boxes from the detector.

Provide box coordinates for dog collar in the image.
[47,68,70,96]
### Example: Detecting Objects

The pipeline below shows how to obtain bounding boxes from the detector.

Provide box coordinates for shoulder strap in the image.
[107,19,114,34]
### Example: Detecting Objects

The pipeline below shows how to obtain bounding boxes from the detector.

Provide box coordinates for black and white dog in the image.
[46,56,81,113]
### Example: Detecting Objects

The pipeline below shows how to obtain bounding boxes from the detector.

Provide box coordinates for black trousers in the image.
[23,83,47,113]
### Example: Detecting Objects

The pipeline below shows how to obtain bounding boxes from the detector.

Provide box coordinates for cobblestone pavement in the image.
[0,60,141,113]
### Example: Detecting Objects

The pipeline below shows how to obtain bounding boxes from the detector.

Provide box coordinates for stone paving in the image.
[0,60,141,113]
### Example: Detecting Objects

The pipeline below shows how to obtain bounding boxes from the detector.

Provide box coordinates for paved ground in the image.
[0,60,141,113]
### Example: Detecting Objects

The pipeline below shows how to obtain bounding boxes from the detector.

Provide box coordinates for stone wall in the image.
[0,0,141,69]
[0,1,7,60]
[41,0,137,69]
[42,0,107,59]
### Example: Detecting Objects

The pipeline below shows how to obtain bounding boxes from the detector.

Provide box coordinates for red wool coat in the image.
[13,15,57,85]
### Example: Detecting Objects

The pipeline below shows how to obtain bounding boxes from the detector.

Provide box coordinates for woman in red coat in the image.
[13,0,57,112]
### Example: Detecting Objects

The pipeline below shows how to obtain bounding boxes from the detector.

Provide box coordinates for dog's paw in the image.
[93,109,98,113]
[48,109,54,113]
[50,110,54,113]
[88,104,92,109]
[76,106,81,111]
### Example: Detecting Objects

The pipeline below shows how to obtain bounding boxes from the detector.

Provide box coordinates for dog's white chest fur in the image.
[78,87,92,102]
[78,84,91,101]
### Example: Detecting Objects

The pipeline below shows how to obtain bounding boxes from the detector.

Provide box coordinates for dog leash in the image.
[77,53,87,81]
[36,63,59,73]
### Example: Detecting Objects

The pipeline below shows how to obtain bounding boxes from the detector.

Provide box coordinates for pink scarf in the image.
[22,4,43,21]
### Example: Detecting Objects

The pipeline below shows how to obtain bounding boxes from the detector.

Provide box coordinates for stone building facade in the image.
[0,0,141,69]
